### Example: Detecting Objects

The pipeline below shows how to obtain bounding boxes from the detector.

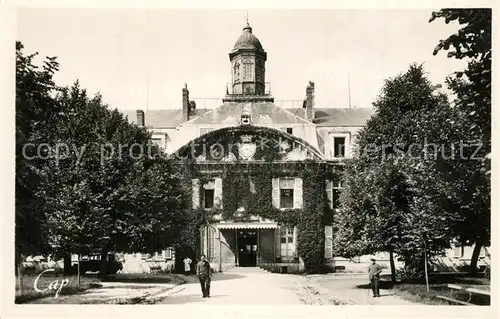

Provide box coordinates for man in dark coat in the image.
[196,254,212,298]
[368,258,382,297]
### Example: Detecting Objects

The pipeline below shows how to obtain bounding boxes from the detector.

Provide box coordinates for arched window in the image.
[243,60,254,80]
[233,61,240,81]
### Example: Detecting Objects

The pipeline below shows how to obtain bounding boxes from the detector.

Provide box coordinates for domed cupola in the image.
[226,22,270,100]
[232,23,264,51]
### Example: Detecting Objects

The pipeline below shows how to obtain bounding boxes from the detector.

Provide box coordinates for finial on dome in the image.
[243,10,252,32]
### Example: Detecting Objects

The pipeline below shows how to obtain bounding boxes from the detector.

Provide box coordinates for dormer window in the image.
[241,110,251,125]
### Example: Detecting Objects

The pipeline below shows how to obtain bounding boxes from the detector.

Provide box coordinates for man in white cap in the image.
[368,258,382,297]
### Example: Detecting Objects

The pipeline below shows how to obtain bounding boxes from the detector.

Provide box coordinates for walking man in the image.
[196,254,212,298]
[183,256,192,275]
[368,258,382,297]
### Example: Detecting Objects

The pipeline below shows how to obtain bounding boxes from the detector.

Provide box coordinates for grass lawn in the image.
[15,274,102,304]
[392,277,490,305]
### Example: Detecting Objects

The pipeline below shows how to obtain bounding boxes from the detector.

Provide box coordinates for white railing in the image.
[190,98,304,109]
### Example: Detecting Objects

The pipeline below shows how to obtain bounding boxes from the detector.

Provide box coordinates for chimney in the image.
[182,83,190,122]
[305,81,315,122]
[136,110,145,127]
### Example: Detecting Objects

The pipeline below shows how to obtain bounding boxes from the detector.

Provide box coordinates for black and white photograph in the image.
[0,1,496,318]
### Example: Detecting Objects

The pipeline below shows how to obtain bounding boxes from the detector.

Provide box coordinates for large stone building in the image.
[116,22,489,274]
[121,22,372,273]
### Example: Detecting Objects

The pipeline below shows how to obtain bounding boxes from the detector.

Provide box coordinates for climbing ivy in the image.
[173,127,337,273]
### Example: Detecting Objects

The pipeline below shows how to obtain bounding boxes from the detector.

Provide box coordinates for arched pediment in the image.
[172,126,326,162]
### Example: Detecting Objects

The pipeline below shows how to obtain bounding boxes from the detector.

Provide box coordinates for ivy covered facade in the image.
[123,22,373,273]
[174,126,342,273]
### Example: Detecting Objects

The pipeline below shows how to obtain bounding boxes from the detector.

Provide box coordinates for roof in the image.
[232,24,264,51]
[118,106,374,129]
[185,102,311,125]
[118,108,210,128]
[288,107,374,127]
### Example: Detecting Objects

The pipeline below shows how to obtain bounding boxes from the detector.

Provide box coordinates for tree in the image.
[38,83,191,273]
[430,9,491,273]
[16,43,191,275]
[15,41,61,269]
[334,64,459,281]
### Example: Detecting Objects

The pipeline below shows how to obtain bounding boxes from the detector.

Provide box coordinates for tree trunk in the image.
[389,249,396,284]
[99,250,109,276]
[63,254,72,276]
[470,240,483,274]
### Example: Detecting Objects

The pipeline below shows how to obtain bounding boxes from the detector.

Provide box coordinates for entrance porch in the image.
[200,222,299,271]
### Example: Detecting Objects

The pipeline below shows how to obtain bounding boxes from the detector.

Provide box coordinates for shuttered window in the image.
[202,179,221,209]
[326,168,343,210]
[330,133,351,159]
[274,178,303,209]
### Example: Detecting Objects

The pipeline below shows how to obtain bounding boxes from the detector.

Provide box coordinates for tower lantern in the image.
[226,22,271,102]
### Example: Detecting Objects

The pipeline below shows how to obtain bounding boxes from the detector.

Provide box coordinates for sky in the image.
[16,8,466,110]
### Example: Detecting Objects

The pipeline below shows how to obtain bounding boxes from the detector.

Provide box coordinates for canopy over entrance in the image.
[217,222,278,230]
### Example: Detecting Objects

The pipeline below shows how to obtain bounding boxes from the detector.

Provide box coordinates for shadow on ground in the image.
[183,273,245,282]
[211,273,246,281]
[161,294,229,304]
[355,281,395,290]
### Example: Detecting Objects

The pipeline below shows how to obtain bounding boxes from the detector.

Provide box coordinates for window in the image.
[279,179,295,209]
[151,138,162,148]
[162,248,172,259]
[203,189,214,209]
[233,61,240,81]
[333,137,346,157]
[243,61,254,80]
[202,180,215,209]
[326,168,343,210]
[453,245,464,258]
[280,127,293,135]
[207,228,215,261]
[280,227,294,258]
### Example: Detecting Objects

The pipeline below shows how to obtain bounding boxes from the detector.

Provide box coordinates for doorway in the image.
[237,229,258,267]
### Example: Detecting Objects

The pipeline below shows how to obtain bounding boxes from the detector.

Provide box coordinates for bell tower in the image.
[224,23,274,103]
